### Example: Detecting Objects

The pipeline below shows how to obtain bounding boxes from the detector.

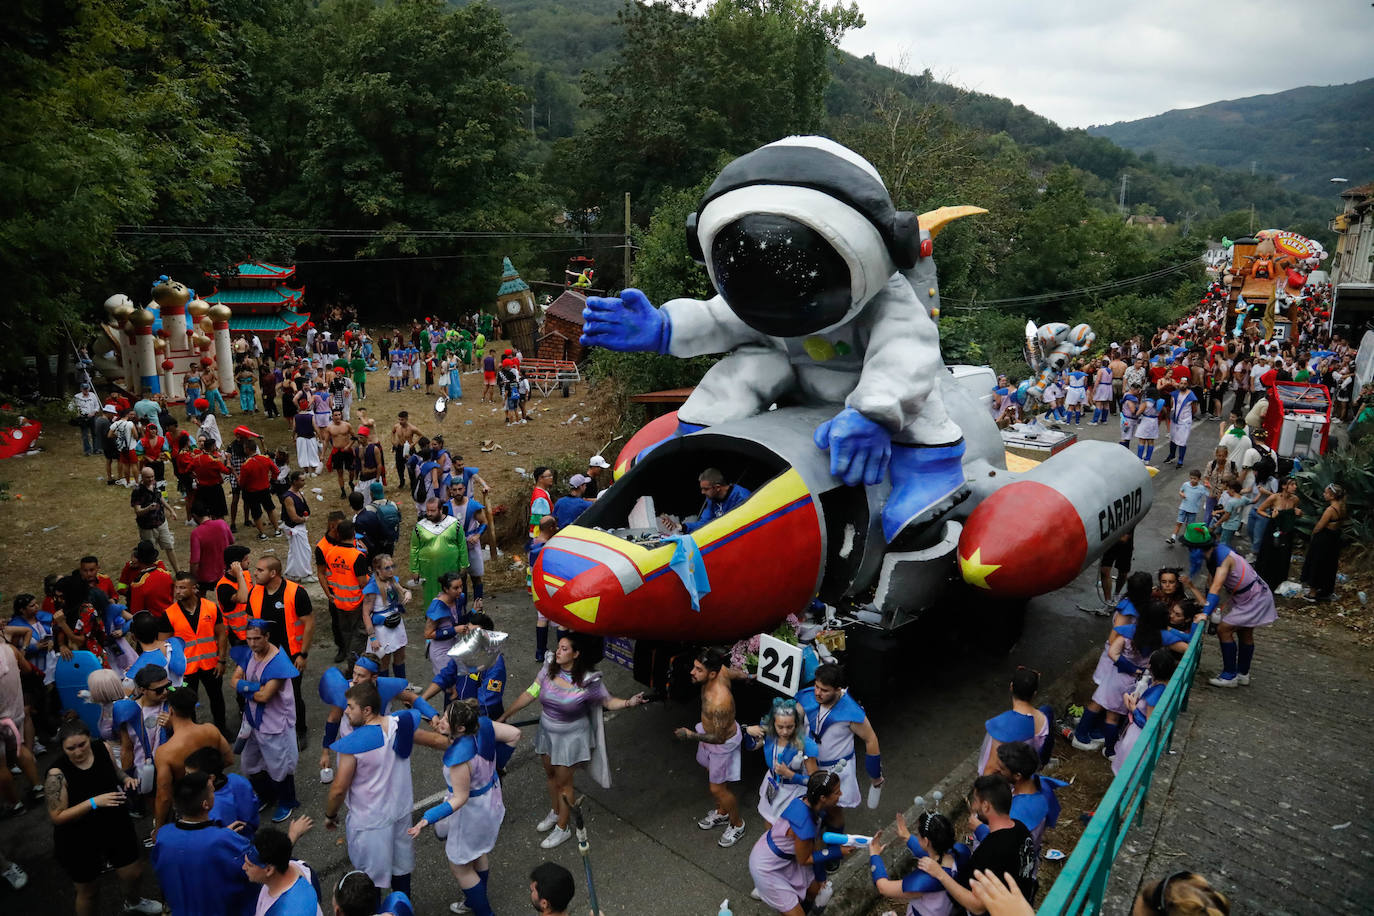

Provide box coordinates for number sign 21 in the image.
[755,634,803,697]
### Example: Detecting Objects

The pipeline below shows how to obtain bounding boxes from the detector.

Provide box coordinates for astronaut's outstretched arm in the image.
[661,294,770,358]
[844,279,948,436]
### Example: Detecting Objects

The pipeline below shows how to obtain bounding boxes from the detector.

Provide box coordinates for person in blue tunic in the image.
[419,613,508,721]
[184,745,259,837]
[796,664,883,834]
[987,742,1066,876]
[242,823,323,915]
[150,771,258,916]
[868,810,970,916]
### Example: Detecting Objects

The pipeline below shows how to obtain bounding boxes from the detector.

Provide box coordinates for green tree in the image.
[1,0,247,392]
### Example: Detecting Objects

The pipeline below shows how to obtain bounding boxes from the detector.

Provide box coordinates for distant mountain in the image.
[1088,79,1374,197]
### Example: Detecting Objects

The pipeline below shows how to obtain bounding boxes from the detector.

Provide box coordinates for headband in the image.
[354,656,379,674]
[247,617,270,632]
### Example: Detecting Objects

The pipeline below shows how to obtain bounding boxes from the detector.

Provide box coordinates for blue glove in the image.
[869,853,889,881]
[1114,656,1143,676]
[814,407,892,487]
[1203,593,1220,616]
[235,680,261,696]
[580,289,671,354]
[421,801,454,825]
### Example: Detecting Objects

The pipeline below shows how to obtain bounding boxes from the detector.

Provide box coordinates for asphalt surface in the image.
[2,414,1204,915]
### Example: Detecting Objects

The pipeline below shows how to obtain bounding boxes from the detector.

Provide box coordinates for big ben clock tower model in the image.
[495,257,537,356]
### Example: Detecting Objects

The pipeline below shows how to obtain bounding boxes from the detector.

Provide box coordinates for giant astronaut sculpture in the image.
[581,137,983,543]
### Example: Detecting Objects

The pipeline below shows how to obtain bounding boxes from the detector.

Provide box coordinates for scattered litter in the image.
[1275,580,1303,597]
[315,495,324,502]
[42,525,58,532]
[513,467,528,478]
[464,420,473,425]
[581,417,591,422]
[563,414,579,425]
[1044,849,1066,861]
[310,487,323,494]
[1332,822,1351,830]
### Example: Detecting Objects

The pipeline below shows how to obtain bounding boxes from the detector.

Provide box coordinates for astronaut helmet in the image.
[686,136,921,337]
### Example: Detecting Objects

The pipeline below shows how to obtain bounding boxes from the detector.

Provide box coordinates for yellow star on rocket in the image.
[959,547,1002,590]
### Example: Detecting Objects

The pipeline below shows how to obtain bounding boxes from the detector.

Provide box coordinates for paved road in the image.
[3,416,1208,914]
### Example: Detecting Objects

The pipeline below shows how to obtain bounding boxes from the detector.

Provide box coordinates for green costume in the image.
[477,313,494,337]
[349,356,366,388]
[409,514,468,607]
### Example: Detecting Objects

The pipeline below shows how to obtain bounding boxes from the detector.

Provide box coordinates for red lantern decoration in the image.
[158,329,170,338]
[201,355,214,367]
[161,359,174,371]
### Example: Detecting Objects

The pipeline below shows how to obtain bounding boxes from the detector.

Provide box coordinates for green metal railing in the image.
[1038,623,1206,914]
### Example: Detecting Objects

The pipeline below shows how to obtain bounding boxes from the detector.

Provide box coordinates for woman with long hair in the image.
[497,633,645,850]
[46,719,161,915]
[407,699,520,916]
[1300,483,1347,602]
[746,771,846,916]
[1255,478,1303,589]
[1075,598,1192,759]
[361,553,410,679]
[744,698,819,825]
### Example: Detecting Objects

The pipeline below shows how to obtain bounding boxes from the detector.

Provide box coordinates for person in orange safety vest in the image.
[164,571,229,734]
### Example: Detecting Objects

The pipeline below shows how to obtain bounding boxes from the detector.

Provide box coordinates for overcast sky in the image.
[838,0,1374,128]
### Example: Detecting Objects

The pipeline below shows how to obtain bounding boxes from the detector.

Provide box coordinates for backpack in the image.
[1251,445,1277,484]
[411,467,429,504]
[373,500,402,542]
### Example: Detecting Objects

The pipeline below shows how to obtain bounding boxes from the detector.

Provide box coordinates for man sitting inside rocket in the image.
[581,136,981,543]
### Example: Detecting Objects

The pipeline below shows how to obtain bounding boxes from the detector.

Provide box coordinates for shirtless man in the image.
[389,411,423,494]
[325,409,355,499]
[152,683,234,837]
[674,648,747,847]
[356,424,386,500]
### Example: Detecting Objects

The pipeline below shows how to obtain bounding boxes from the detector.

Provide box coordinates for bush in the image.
[1292,434,1374,561]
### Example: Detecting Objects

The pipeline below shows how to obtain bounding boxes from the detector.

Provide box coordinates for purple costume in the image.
[1092,367,1115,402]
[1113,681,1167,775]
[1091,624,1188,715]
[531,668,611,785]
[747,796,819,911]
[1214,547,1277,628]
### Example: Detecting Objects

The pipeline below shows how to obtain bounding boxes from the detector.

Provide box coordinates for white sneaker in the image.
[540,825,571,849]
[1208,674,1239,688]
[535,809,559,832]
[749,888,763,901]
[449,902,471,914]
[1,861,27,890]
[1071,736,1104,751]
[123,899,163,915]
[718,822,746,848]
[1236,674,1251,686]
[698,809,731,830]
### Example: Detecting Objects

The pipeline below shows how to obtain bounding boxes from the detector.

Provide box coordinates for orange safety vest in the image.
[248,580,308,656]
[163,598,220,675]
[215,574,249,641]
[317,537,365,611]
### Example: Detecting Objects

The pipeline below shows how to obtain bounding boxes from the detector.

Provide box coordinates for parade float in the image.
[99,277,237,401]
[98,263,309,401]
[527,137,1153,690]
[1218,229,1328,342]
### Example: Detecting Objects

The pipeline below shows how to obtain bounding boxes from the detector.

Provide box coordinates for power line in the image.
[113,224,623,240]
[942,257,1205,311]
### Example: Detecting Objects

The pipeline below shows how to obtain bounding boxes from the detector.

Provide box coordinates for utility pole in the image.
[623,193,632,286]
[1118,172,1130,215]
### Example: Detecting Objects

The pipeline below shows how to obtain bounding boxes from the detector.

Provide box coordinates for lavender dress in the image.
[747,797,819,911]
[532,668,609,767]
[1215,547,1278,627]
[1091,625,1189,715]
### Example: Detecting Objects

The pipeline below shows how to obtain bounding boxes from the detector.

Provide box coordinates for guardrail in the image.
[1038,622,1206,914]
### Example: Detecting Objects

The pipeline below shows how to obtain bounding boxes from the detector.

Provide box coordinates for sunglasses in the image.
[148,684,171,694]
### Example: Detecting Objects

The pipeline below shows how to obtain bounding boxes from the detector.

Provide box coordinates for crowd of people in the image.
[8,272,1362,914]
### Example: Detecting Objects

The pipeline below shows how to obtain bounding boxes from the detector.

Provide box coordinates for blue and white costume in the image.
[252,860,322,916]
[123,639,187,689]
[1169,386,1198,450]
[746,733,819,824]
[434,717,505,866]
[432,655,508,722]
[797,687,866,808]
[211,771,260,837]
[362,577,408,658]
[870,836,970,916]
[1090,624,1189,716]
[112,697,168,782]
[976,708,1050,775]
[1064,370,1088,407]
[332,709,422,890]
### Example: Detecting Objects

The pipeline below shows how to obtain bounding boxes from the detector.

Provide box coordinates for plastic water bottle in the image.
[718,899,732,916]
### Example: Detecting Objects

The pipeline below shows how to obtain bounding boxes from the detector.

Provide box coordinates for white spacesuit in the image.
[582,136,982,542]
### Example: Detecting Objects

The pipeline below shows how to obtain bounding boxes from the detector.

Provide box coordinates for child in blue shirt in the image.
[1212,478,1249,544]
[1167,469,1207,545]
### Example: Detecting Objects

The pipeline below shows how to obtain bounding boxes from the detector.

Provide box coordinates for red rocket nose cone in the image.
[958,481,1086,597]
